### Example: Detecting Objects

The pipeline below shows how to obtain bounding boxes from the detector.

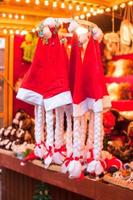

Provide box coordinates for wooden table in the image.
[0,150,133,200]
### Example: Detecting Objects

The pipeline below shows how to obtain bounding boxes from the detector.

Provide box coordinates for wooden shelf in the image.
[0,150,133,200]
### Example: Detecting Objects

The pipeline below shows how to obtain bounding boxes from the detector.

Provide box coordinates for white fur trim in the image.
[44,91,72,111]
[73,96,111,116]
[17,88,43,106]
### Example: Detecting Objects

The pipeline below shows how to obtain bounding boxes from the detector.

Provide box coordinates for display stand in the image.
[0,150,133,200]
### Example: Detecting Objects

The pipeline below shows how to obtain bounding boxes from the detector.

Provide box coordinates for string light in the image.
[9,29,14,35]
[44,0,49,6]
[21,15,25,20]
[74,16,79,20]
[32,28,36,32]
[68,1,73,10]
[35,0,40,5]
[83,4,88,12]
[105,7,111,12]
[61,1,65,9]
[2,13,6,18]
[86,12,91,17]
[80,14,85,19]
[92,11,97,16]
[128,1,133,6]
[16,0,21,2]
[76,3,80,11]
[3,29,7,34]
[53,1,57,8]
[8,14,13,19]
[25,0,30,3]
[15,30,20,34]
[90,7,94,13]
[113,5,118,10]
[120,3,126,8]
[15,14,19,19]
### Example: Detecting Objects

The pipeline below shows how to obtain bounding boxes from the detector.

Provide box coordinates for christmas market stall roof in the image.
[0,0,132,32]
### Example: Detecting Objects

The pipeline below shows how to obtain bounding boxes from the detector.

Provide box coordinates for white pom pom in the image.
[61,163,68,174]
[68,160,82,178]
[43,27,52,39]
[53,152,65,165]
[44,17,57,28]
[44,155,53,168]
[34,144,45,159]
[92,26,103,42]
[87,160,105,175]
[79,33,88,44]
[68,20,79,33]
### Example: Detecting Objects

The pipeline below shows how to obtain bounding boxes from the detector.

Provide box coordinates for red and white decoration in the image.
[17,17,111,178]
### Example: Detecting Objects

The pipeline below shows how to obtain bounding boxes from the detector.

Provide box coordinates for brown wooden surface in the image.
[0,151,133,200]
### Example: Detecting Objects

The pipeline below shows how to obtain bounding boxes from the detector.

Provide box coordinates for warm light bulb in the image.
[2,13,6,18]
[15,14,19,19]
[25,0,30,3]
[99,9,104,14]
[61,1,65,9]
[113,5,118,10]
[32,28,36,32]
[90,7,94,13]
[44,0,49,6]
[9,29,14,35]
[68,3,73,10]
[86,12,91,17]
[21,15,25,19]
[15,30,20,34]
[83,4,88,12]
[128,1,133,6]
[21,30,28,35]
[92,11,97,16]
[35,0,40,5]
[120,3,126,8]
[3,29,8,34]
[53,1,57,8]
[80,14,85,19]
[76,3,80,11]
[8,14,13,19]
[74,16,79,20]
[16,0,21,2]
[105,7,111,12]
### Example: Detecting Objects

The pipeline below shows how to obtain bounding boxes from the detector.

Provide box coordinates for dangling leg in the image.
[87,112,106,176]
[61,105,73,173]
[43,109,54,168]
[53,106,66,165]
[25,105,45,161]
[68,116,83,178]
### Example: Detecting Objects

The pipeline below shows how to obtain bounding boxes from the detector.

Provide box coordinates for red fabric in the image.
[22,29,70,99]
[69,33,85,104]
[112,53,133,61]
[13,35,34,117]
[82,36,108,100]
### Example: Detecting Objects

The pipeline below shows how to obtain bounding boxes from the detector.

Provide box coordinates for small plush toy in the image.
[21,33,38,62]
[0,110,35,151]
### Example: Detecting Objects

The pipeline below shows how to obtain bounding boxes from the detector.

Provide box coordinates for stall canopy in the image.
[0,0,132,32]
